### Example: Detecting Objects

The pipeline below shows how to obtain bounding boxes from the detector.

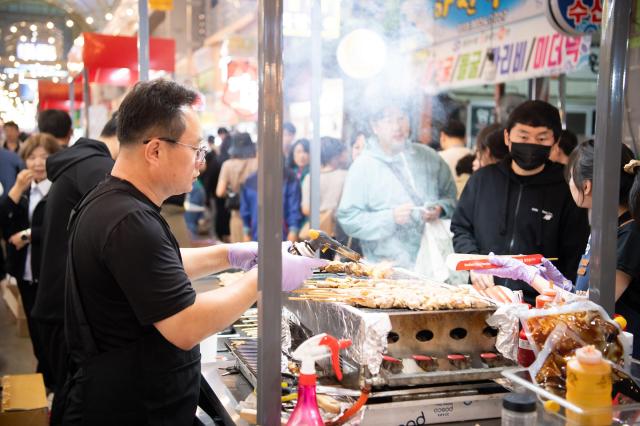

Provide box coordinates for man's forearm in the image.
[180,245,231,280]
[155,269,258,350]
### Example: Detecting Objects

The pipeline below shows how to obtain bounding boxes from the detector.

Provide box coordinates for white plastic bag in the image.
[415,219,468,285]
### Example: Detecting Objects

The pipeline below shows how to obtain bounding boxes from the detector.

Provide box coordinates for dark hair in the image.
[441,119,466,139]
[37,109,72,138]
[19,132,61,161]
[283,122,296,135]
[558,129,578,157]
[505,100,562,141]
[476,123,500,149]
[3,121,19,131]
[456,154,475,176]
[479,128,509,161]
[228,132,256,159]
[288,138,310,169]
[217,127,229,136]
[567,139,637,206]
[116,79,198,146]
[320,137,346,166]
[100,113,118,138]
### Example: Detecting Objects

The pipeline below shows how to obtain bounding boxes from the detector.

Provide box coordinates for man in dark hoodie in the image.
[31,114,119,392]
[451,101,589,304]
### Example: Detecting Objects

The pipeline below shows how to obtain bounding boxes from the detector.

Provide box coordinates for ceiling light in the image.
[30,24,37,31]
[13,61,20,67]
[66,19,74,28]
[52,77,59,83]
[46,21,54,29]
[55,63,62,70]
[20,22,26,27]
[19,35,27,42]
[86,16,94,25]
[8,55,15,62]
[48,37,55,44]
[10,26,17,33]
[105,12,113,21]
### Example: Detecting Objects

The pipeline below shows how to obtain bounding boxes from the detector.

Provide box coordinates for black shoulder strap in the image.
[383,160,424,206]
[65,182,127,363]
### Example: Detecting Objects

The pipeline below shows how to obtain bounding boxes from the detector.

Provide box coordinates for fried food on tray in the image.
[319,261,393,279]
[299,277,491,311]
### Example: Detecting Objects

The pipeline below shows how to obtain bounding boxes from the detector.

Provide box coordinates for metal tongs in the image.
[304,229,362,262]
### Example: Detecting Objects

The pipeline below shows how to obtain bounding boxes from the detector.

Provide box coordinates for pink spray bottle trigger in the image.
[318,335,352,381]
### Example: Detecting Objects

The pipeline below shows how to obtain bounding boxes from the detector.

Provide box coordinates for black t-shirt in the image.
[72,176,196,353]
[616,217,640,357]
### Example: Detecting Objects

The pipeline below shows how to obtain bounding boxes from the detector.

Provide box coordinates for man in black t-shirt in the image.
[57,80,326,425]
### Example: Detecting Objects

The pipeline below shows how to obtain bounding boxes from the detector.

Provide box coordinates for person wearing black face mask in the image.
[451,101,589,305]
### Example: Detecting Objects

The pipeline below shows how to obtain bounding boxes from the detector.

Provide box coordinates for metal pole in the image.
[69,78,75,129]
[257,0,283,423]
[138,0,150,81]
[590,0,631,314]
[82,68,90,138]
[528,78,536,100]
[186,0,193,78]
[310,0,322,231]
[558,74,567,128]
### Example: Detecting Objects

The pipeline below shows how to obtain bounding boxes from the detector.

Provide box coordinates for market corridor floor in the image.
[0,289,36,377]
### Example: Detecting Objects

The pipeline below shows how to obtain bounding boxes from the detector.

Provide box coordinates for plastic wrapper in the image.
[283,298,392,381]
[486,303,531,361]
[520,301,628,364]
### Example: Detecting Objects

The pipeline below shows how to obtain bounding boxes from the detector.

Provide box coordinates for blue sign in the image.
[430,0,523,24]
[546,0,602,36]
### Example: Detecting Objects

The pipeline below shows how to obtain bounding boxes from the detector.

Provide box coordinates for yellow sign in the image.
[149,0,173,11]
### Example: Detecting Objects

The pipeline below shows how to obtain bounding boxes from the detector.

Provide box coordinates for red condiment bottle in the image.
[517,328,536,367]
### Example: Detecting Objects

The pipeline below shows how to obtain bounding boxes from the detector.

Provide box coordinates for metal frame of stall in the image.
[251,2,635,422]
[590,1,632,315]
[128,0,633,423]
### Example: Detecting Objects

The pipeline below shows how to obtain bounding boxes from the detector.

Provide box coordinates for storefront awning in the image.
[68,32,175,86]
[37,80,83,111]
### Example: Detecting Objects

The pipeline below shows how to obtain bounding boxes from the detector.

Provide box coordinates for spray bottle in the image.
[287,333,352,426]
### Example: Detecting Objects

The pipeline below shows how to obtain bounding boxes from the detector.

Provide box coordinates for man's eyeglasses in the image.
[143,137,207,164]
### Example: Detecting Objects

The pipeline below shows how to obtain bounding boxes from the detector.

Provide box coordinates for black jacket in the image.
[451,158,590,303]
[0,191,46,283]
[32,138,114,322]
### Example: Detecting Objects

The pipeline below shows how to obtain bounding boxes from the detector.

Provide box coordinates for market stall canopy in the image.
[37,80,83,111]
[67,32,175,86]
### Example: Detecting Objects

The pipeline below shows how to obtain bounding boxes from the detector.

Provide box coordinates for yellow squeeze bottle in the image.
[565,345,612,425]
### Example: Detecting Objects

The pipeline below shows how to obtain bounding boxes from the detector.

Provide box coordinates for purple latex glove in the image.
[281,244,329,292]
[537,258,573,291]
[474,253,539,284]
[227,242,259,271]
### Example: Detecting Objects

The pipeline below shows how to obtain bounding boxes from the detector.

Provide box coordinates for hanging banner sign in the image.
[416,14,590,92]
